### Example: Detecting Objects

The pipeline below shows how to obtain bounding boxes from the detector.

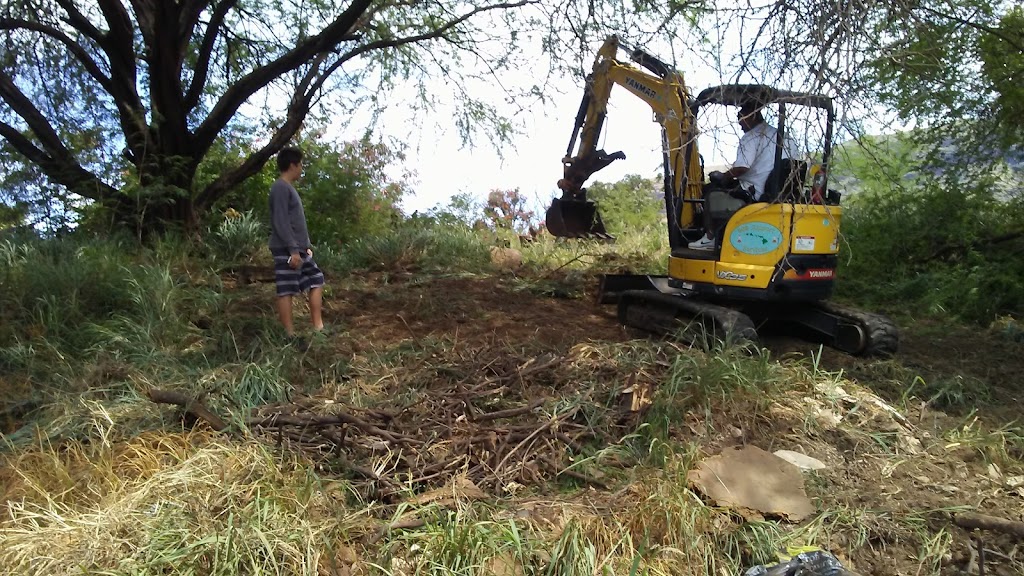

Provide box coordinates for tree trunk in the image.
[105,193,198,239]
[104,151,202,237]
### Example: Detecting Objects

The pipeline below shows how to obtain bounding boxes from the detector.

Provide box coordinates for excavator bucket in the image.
[545,198,615,241]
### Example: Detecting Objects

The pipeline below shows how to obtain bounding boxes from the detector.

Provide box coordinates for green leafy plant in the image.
[209,209,267,263]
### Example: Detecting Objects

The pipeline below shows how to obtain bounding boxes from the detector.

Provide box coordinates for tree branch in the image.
[199,0,538,148]
[194,92,312,207]
[54,0,104,43]
[96,0,136,50]
[90,0,148,162]
[185,0,241,111]
[178,0,212,40]
[925,230,1024,263]
[0,121,118,201]
[330,1,536,68]
[127,0,156,45]
[0,18,113,91]
[954,512,1024,538]
[0,71,77,160]
[147,388,229,431]
[192,0,376,149]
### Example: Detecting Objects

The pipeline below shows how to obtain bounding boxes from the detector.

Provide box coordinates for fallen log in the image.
[147,389,228,431]
[954,512,1024,538]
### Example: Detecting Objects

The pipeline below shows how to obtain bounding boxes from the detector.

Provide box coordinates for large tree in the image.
[0,0,553,230]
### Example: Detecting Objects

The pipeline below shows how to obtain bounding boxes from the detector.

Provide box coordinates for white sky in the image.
[398,85,674,213]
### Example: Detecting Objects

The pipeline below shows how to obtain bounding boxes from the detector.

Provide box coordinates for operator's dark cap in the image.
[739,101,762,116]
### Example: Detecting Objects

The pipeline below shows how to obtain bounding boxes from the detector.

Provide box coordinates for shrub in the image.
[208,209,267,263]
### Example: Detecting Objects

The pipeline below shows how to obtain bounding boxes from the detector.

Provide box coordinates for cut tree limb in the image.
[471,398,545,422]
[954,512,1024,538]
[249,411,419,445]
[367,518,426,545]
[147,388,228,431]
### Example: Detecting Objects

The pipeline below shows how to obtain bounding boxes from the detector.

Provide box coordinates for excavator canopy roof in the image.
[693,84,833,113]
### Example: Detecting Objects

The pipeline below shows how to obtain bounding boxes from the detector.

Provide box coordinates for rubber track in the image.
[815,301,900,357]
[617,290,759,347]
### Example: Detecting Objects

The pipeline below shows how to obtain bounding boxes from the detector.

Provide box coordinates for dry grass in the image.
[2,430,370,575]
[3,229,1022,575]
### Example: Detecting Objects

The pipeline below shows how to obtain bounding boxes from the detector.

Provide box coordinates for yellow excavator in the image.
[546,36,898,356]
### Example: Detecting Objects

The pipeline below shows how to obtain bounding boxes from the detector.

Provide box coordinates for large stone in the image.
[688,445,815,521]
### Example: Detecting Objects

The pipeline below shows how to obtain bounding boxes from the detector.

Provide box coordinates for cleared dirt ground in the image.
[318,272,1024,575]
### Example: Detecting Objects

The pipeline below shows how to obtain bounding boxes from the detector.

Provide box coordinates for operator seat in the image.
[761,158,808,203]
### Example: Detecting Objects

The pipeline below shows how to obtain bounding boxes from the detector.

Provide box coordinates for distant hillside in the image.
[831,132,1024,198]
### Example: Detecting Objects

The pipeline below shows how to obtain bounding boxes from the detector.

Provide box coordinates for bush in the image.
[323,221,491,275]
[210,134,410,248]
[835,134,1024,324]
[208,209,267,263]
[584,174,664,235]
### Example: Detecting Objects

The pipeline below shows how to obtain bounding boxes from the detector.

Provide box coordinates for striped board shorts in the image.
[271,249,325,296]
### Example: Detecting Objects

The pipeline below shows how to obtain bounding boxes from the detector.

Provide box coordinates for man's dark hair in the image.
[277,147,303,173]
[738,102,765,126]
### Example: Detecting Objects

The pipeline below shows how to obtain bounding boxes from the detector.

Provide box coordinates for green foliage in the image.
[867,0,997,122]
[195,127,277,226]
[0,235,137,353]
[863,1,1024,154]
[979,6,1024,146]
[584,174,663,235]
[835,133,1024,324]
[302,138,409,245]
[0,201,29,231]
[208,210,268,263]
[0,234,224,380]
[423,192,486,228]
[0,139,88,233]
[212,134,409,248]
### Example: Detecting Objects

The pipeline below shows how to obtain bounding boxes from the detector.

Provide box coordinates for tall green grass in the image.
[207,210,268,263]
[317,223,492,275]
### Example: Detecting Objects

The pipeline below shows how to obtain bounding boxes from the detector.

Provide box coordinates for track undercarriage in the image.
[601,275,899,357]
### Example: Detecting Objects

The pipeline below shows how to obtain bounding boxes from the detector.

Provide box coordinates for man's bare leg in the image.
[276,295,295,336]
[309,287,324,331]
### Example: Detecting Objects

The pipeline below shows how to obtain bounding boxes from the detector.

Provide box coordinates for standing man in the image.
[269,146,325,338]
[688,102,801,250]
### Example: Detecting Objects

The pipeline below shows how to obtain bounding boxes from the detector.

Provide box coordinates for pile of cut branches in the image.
[148,351,638,498]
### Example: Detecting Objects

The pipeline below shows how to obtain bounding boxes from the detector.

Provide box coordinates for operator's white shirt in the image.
[735,123,801,200]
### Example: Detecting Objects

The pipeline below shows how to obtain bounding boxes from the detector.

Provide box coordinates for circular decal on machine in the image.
[729,222,783,255]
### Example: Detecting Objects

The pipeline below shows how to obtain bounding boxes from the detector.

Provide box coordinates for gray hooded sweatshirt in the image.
[268,178,311,255]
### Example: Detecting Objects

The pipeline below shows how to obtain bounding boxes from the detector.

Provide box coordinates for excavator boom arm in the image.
[550,36,705,238]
